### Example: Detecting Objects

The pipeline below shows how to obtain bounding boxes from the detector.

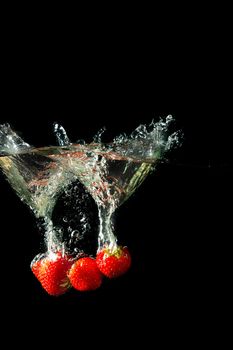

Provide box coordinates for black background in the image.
[0,17,231,334]
[0,2,232,344]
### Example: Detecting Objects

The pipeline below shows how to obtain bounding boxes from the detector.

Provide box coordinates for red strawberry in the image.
[68,257,102,291]
[96,246,131,278]
[31,251,73,296]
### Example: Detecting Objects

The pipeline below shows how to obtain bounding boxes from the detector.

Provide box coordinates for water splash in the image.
[0,124,75,256]
[112,115,179,160]
[43,217,61,253]
[51,115,180,252]
[93,126,106,143]
[0,123,30,155]
[53,123,71,146]
[0,116,181,256]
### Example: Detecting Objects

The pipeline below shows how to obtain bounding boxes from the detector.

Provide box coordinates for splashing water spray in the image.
[0,116,180,296]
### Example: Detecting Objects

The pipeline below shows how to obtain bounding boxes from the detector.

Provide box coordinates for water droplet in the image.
[93,126,106,143]
[53,123,71,146]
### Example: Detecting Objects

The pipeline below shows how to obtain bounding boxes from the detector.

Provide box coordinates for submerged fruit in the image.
[68,257,102,291]
[96,246,131,278]
[31,251,73,296]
